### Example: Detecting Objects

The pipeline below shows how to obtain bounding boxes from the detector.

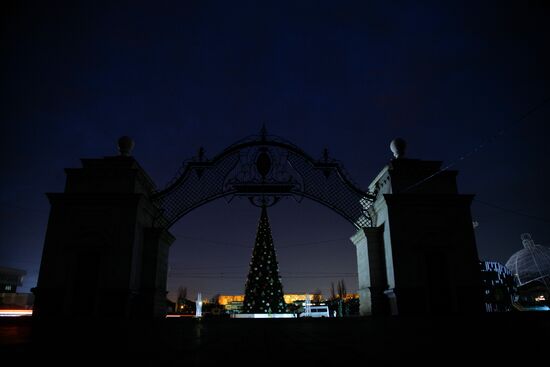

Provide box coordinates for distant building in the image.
[480,261,516,312]
[0,267,26,293]
[218,293,324,313]
[218,295,244,314]
[218,293,358,314]
[0,267,34,310]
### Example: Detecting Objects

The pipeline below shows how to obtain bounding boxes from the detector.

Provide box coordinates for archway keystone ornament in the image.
[33,132,482,318]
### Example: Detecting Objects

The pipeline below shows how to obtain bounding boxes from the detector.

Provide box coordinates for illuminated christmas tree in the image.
[243,205,286,313]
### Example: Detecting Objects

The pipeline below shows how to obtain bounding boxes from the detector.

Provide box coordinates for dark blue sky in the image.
[1,1,549,300]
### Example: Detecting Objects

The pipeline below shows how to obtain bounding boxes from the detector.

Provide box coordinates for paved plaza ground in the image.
[1,313,548,365]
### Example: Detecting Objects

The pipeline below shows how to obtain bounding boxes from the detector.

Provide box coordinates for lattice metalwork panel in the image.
[286,152,373,228]
[152,135,374,229]
[153,152,240,227]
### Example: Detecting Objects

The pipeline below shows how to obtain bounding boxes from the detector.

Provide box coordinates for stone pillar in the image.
[366,151,483,315]
[351,226,389,316]
[138,228,173,318]
[33,139,174,319]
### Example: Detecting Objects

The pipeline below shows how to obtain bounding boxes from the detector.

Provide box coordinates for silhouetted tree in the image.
[210,293,220,305]
[330,282,337,301]
[312,288,322,303]
[337,279,347,299]
[176,286,188,313]
[335,279,347,317]
[178,286,187,301]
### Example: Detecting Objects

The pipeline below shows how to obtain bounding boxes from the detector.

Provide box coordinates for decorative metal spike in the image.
[260,123,268,141]
[198,147,205,162]
[322,147,329,163]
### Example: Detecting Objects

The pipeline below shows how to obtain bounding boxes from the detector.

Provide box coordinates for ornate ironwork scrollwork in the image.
[222,144,305,207]
[151,131,375,229]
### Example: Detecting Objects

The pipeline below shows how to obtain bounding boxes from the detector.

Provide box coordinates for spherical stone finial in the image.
[118,136,135,156]
[390,138,406,159]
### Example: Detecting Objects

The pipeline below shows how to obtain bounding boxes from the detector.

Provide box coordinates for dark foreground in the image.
[1,313,548,365]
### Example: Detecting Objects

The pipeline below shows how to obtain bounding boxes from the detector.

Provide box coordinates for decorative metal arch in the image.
[152,132,375,229]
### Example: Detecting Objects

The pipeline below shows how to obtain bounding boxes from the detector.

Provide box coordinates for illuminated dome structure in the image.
[505,234,550,310]
[505,233,550,287]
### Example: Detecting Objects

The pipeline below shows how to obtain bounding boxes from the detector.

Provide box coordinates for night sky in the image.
[1,1,549,301]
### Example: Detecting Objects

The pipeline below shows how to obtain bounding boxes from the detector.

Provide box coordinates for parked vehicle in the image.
[301,305,330,318]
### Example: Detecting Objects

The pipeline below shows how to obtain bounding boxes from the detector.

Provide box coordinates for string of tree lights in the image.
[242,206,286,313]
